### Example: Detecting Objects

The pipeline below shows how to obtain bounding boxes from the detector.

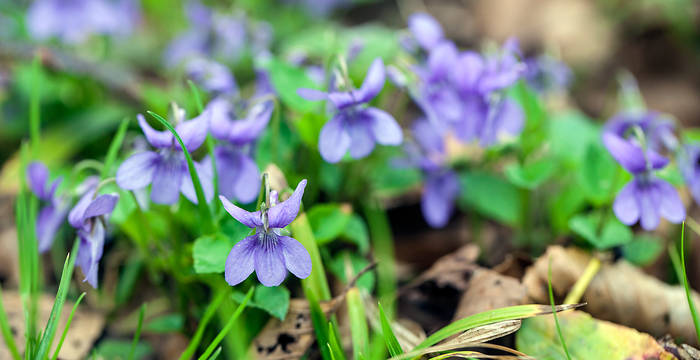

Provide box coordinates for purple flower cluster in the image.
[523,55,572,95]
[220,180,311,286]
[298,58,403,163]
[27,0,139,44]
[116,105,214,205]
[27,162,119,288]
[603,111,685,230]
[405,13,525,146]
[165,1,272,68]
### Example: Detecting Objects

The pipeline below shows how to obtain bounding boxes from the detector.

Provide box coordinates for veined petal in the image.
[408,12,444,50]
[150,153,186,204]
[116,151,158,190]
[278,236,311,279]
[224,235,257,286]
[83,194,119,220]
[319,114,351,163]
[602,133,649,174]
[27,161,49,200]
[268,179,307,229]
[138,114,172,148]
[654,178,685,224]
[219,195,262,228]
[365,107,402,145]
[297,88,328,101]
[254,243,286,287]
[613,180,640,226]
[358,58,385,103]
[175,110,209,151]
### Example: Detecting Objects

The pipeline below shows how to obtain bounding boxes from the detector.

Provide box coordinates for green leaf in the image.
[568,212,633,250]
[233,285,290,321]
[379,303,403,357]
[294,112,328,149]
[308,203,352,245]
[193,234,236,274]
[579,143,617,205]
[341,214,370,254]
[517,311,677,359]
[505,158,556,189]
[458,171,522,226]
[548,111,599,167]
[548,182,587,234]
[621,235,663,266]
[261,58,319,112]
[97,340,152,360]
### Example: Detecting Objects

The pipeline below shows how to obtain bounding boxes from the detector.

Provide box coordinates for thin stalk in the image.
[128,304,147,360]
[678,223,700,344]
[29,53,41,157]
[563,256,600,305]
[347,288,369,359]
[549,259,572,360]
[51,292,86,360]
[179,291,226,360]
[362,202,396,319]
[198,287,254,360]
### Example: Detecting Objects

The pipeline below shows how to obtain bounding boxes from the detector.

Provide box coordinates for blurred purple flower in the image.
[405,119,459,228]
[219,180,311,287]
[298,58,403,163]
[680,144,700,206]
[116,108,213,205]
[27,0,139,44]
[27,162,69,253]
[186,58,237,95]
[605,111,678,152]
[603,130,685,230]
[408,12,444,52]
[205,97,273,203]
[68,177,119,288]
[524,55,572,95]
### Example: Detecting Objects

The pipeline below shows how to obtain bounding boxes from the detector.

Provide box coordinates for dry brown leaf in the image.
[452,270,528,321]
[524,246,700,346]
[0,290,104,360]
[658,335,700,360]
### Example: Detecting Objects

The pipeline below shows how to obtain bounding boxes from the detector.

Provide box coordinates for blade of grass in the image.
[0,285,21,360]
[306,286,334,360]
[412,303,583,354]
[363,202,397,319]
[677,223,700,344]
[35,238,79,360]
[548,258,572,360]
[179,291,226,360]
[30,53,41,157]
[328,321,345,360]
[379,303,403,357]
[347,288,369,360]
[101,118,130,179]
[146,111,216,233]
[207,347,222,360]
[129,304,147,360]
[197,287,254,360]
[50,292,85,360]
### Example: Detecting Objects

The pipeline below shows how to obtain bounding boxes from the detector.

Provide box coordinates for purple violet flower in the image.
[186,58,237,95]
[524,55,572,95]
[219,180,311,287]
[297,58,403,163]
[116,107,213,205]
[680,144,700,206]
[407,119,459,228]
[205,97,273,203]
[408,12,445,52]
[27,0,139,44]
[27,161,69,253]
[603,130,685,230]
[604,111,678,152]
[68,177,119,288]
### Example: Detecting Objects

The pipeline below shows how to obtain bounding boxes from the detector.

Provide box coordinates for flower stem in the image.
[563,255,600,305]
[362,201,397,319]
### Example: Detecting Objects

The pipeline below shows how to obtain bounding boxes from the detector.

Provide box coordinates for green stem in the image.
[549,258,572,360]
[0,285,21,360]
[187,80,220,214]
[362,202,396,319]
[51,292,86,360]
[679,223,700,344]
[29,54,41,157]
[128,304,147,360]
[289,213,332,300]
[198,287,254,360]
[179,291,226,360]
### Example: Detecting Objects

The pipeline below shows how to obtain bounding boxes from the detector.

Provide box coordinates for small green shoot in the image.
[129,304,147,360]
[51,292,86,360]
[180,292,226,360]
[549,258,572,360]
[197,287,254,360]
[379,302,403,357]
